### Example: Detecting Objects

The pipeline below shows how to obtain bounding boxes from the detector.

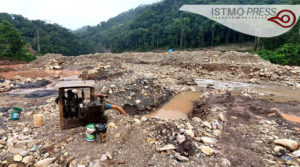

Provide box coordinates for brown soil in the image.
[0,64,81,79]
[192,93,300,166]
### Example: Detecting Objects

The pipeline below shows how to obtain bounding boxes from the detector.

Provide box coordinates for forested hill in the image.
[0,13,90,56]
[75,0,293,53]
[1,0,299,64]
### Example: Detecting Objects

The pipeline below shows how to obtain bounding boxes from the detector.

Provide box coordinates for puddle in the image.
[195,78,300,103]
[147,92,203,120]
[254,87,300,103]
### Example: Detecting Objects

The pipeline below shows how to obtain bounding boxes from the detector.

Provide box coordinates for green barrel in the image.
[11,107,22,120]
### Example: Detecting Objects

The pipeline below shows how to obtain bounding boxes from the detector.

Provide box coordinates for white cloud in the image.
[0,0,161,30]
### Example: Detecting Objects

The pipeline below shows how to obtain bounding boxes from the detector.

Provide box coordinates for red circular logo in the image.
[267,9,296,28]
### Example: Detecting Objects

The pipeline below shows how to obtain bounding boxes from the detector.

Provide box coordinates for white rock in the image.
[274,146,285,153]
[186,122,193,130]
[202,121,212,129]
[140,117,148,122]
[13,154,22,162]
[53,66,61,69]
[184,129,195,138]
[35,157,56,167]
[189,87,196,92]
[69,160,77,167]
[249,78,257,84]
[22,156,33,164]
[213,130,222,136]
[133,118,141,125]
[199,145,215,156]
[100,154,107,161]
[106,151,112,160]
[156,144,176,151]
[201,137,217,145]
[135,99,141,104]
[292,150,300,158]
[176,135,186,144]
[101,86,109,94]
[221,158,231,167]
[23,127,29,133]
[8,146,29,156]
[274,139,299,151]
[219,113,226,122]
[110,84,116,89]
[175,153,189,162]
[107,122,117,129]
[192,117,201,123]
[181,87,188,92]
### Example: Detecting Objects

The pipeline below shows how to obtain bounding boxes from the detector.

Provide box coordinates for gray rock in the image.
[270,74,279,81]
[292,150,300,158]
[35,157,56,167]
[156,144,176,151]
[201,137,217,145]
[175,153,189,162]
[221,158,231,167]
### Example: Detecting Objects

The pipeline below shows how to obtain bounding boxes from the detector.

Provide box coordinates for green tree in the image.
[173,17,190,49]
[0,20,24,59]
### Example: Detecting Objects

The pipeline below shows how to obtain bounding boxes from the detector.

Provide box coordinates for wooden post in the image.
[90,87,95,101]
[59,88,64,129]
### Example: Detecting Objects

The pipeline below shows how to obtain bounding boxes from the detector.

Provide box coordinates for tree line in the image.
[0,0,299,65]
[0,13,90,57]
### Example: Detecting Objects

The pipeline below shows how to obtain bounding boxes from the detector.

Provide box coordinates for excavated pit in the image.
[147,92,203,120]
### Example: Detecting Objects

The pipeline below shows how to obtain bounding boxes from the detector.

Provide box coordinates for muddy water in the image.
[254,86,300,103]
[195,78,300,103]
[147,92,203,120]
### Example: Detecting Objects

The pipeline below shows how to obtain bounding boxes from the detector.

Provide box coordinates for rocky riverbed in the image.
[0,50,299,167]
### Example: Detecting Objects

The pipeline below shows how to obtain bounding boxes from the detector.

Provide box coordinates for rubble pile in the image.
[115,78,173,115]
[29,51,300,87]
[0,80,15,92]
[29,54,65,69]
[0,75,52,93]
[79,61,128,80]
[0,50,300,166]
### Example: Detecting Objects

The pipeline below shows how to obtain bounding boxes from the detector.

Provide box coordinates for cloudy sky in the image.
[0,0,161,30]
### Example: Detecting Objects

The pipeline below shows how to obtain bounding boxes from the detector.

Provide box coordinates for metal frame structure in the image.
[55,81,96,129]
